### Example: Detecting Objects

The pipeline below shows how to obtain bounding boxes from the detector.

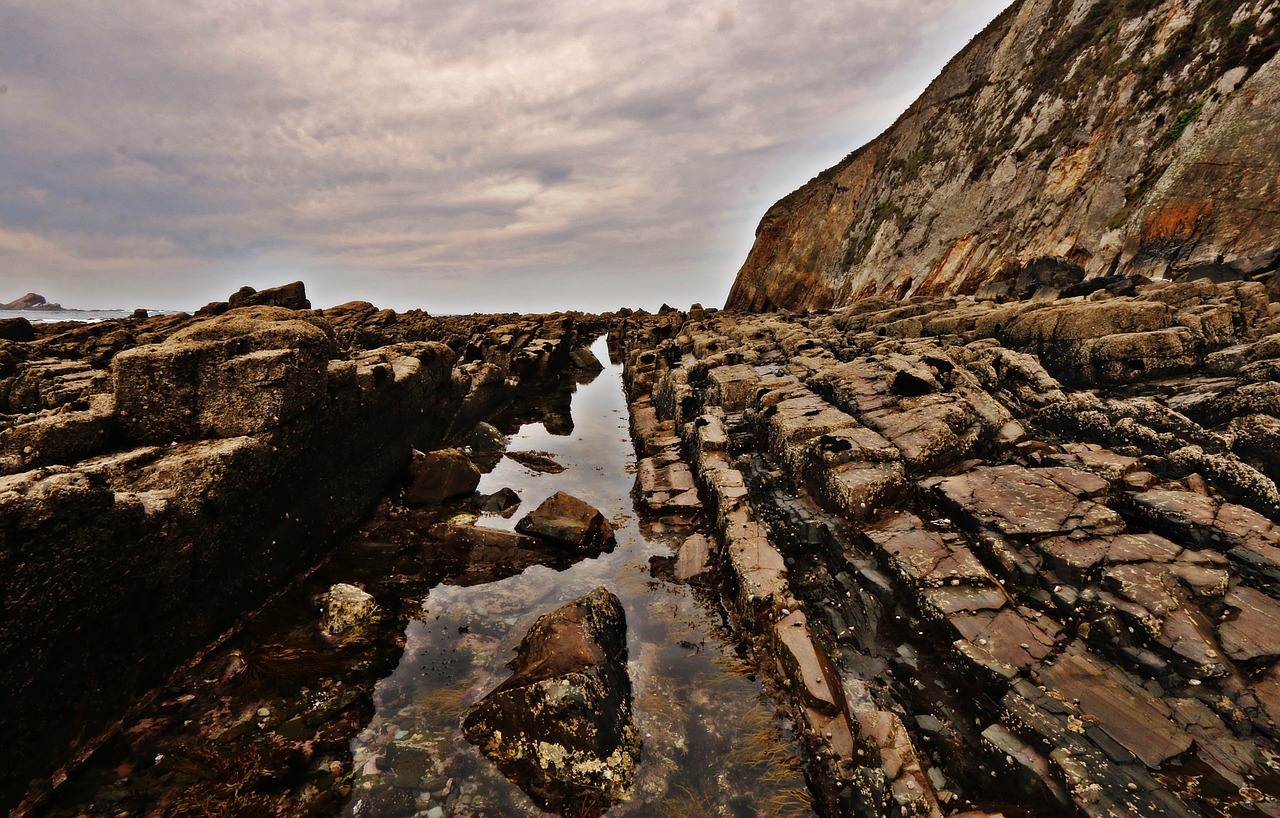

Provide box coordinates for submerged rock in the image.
[506,449,566,474]
[462,587,640,817]
[515,491,616,550]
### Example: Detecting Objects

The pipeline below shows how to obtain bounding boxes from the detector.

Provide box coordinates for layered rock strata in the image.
[0,285,607,812]
[728,0,1280,312]
[623,278,1280,816]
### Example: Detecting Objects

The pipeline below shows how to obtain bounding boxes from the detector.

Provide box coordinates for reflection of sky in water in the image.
[346,336,814,817]
[476,336,637,531]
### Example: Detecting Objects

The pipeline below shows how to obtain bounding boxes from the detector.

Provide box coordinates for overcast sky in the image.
[0,0,1009,314]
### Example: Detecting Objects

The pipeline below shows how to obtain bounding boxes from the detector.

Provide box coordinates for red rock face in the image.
[727,0,1280,312]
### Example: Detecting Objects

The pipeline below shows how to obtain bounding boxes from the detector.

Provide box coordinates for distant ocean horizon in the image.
[0,308,176,324]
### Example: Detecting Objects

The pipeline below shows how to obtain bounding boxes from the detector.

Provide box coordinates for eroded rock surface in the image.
[462,587,640,817]
[620,279,1280,817]
[516,491,616,551]
[0,283,613,812]
[728,1,1280,313]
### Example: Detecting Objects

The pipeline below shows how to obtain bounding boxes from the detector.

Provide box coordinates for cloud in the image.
[0,0,1011,312]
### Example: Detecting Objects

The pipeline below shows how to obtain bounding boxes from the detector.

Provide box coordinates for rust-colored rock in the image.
[515,491,616,551]
[728,2,1280,312]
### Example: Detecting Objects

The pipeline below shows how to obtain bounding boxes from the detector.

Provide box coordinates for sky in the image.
[0,0,1010,314]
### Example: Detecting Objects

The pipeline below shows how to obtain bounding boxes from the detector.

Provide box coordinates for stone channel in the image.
[8,275,1280,817]
[26,336,816,818]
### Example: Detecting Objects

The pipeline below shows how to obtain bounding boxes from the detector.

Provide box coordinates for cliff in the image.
[727,0,1280,311]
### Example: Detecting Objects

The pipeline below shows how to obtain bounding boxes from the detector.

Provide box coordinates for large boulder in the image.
[227,281,311,311]
[0,318,34,342]
[515,491,615,551]
[403,448,481,505]
[111,307,335,444]
[462,587,639,817]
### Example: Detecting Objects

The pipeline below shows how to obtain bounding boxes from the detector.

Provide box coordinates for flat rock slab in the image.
[927,465,1124,539]
[1218,586,1280,663]
[516,491,615,551]
[1035,533,1184,580]
[774,610,841,715]
[1037,650,1192,769]
[864,512,994,593]
[949,607,1058,671]
[674,533,714,582]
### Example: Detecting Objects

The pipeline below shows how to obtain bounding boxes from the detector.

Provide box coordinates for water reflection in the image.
[344,338,814,817]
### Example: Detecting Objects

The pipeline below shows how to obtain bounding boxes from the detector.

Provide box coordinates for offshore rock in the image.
[462,587,639,817]
[1,293,61,311]
[516,491,616,551]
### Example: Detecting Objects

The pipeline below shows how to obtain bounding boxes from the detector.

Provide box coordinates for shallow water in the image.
[32,337,815,818]
[343,337,816,817]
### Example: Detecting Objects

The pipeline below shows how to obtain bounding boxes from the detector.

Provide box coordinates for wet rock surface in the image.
[22,333,815,818]
[462,587,640,816]
[0,283,614,812]
[515,490,616,551]
[620,279,1280,817]
[14,275,1280,817]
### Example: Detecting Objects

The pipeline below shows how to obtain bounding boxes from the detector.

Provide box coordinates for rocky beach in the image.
[4,0,1280,816]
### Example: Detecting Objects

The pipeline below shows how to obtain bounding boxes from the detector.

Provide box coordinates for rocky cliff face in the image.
[728,0,1280,312]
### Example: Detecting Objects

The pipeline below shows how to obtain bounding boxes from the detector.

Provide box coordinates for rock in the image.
[404,448,481,506]
[516,491,615,551]
[569,345,605,373]
[0,395,116,475]
[226,281,311,311]
[474,486,521,514]
[1,293,61,310]
[461,587,639,817]
[1217,586,1280,664]
[111,307,335,444]
[1037,649,1193,769]
[1015,257,1085,299]
[674,533,713,582]
[130,309,149,320]
[506,450,566,474]
[320,583,377,640]
[464,421,508,457]
[0,317,34,342]
[927,465,1123,539]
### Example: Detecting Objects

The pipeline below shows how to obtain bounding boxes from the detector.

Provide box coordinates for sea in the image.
[0,308,173,324]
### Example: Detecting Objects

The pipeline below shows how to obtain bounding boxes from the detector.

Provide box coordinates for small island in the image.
[0,293,64,311]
